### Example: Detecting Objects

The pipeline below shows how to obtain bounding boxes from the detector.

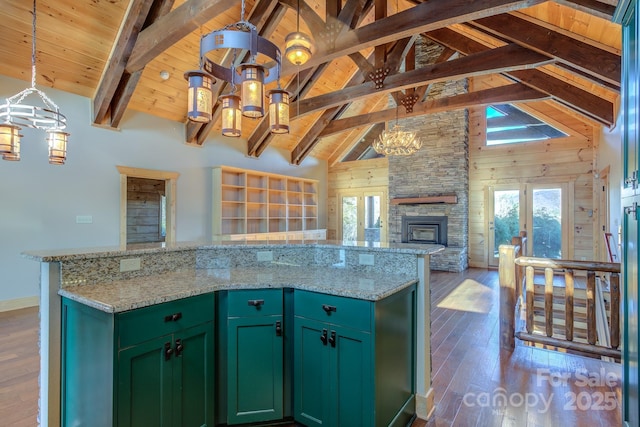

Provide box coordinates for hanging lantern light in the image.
[220,92,242,137]
[285,32,313,66]
[268,88,290,134]
[47,130,69,165]
[239,64,265,118]
[184,70,215,123]
[0,123,22,159]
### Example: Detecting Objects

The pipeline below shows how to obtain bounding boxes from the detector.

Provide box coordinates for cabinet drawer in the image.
[227,289,283,317]
[294,290,372,331]
[118,293,214,348]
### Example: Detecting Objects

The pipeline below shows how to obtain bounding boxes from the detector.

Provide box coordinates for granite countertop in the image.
[59,266,419,313]
[24,239,444,262]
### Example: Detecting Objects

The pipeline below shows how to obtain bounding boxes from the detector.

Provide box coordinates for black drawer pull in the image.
[164,312,182,322]
[174,339,184,357]
[329,330,336,348]
[248,299,265,307]
[320,328,328,345]
[164,342,173,361]
[322,304,337,313]
[275,321,282,337]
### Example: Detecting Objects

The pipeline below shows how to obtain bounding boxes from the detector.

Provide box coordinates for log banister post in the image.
[499,244,517,350]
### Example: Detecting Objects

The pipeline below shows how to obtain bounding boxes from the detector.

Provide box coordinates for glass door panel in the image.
[341,196,358,242]
[530,187,563,258]
[364,195,381,243]
[489,188,521,267]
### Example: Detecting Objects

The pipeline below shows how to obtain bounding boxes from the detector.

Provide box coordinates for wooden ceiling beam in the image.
[553,0,616,20]
[472,13,620,88]
[291,43,553,119]
[248,0,372,158]
[291,38,417,165]
[93,0,158,125]
[280,0,546,76]
[319,83,549,137]
[125,0,241,74]
[426,27,615,126]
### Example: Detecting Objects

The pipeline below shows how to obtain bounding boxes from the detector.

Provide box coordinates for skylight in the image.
[486,105,567,145]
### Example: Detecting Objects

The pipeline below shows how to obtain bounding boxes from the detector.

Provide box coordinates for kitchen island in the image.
[24,240,443,427]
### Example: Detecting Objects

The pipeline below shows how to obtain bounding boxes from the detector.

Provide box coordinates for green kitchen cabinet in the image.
[216,289,284,425]
[61,293,215,427]
[293,285,417,427]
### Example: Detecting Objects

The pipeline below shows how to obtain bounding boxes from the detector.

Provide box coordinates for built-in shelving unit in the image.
[213,166,324,239]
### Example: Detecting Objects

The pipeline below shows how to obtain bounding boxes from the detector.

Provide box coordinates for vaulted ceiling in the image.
[0,0,621,166]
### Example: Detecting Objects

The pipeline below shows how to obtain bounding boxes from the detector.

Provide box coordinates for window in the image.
[486,104,567,145]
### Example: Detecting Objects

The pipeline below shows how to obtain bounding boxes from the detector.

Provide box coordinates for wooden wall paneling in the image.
[126,177,166,244]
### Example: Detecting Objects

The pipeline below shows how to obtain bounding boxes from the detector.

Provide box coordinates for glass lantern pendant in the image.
[239,64,265,118]
[47,130,69,164]
[184,70,215,123]
[220,93,242,137]
[0,123,22,161]
[268,89,290,134]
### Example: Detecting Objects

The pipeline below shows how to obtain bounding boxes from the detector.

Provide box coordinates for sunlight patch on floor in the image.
[436,279,494,314]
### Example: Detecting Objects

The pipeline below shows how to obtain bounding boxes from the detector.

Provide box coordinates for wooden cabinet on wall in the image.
[213,166,321,239]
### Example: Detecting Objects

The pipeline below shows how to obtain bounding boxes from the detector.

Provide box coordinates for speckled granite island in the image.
[24,240,443,427]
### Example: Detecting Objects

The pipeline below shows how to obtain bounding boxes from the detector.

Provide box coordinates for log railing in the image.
[499,242,621,359]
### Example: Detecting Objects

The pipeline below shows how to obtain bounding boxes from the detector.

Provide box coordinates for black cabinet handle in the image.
[320,328,328,345]
[322,304,337,313]
[164,312,182,322]
[174,339,184,357]
[164,342,173,361]
[275,321,282,337]
[329,330,336,348]
[248,299,265,307]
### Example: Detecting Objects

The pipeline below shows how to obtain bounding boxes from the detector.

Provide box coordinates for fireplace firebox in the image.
[401,216,448,246]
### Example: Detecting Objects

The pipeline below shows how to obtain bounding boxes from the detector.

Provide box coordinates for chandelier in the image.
[0,0,69,164]
[185,0,289,137]
[373,108,422,156]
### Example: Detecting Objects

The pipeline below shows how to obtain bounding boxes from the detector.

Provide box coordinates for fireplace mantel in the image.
[391,195,458,205]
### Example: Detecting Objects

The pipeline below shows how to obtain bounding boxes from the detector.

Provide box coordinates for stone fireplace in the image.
[387,38,469,272]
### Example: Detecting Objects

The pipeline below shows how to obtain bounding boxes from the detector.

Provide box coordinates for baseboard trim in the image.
[0,296,39,312]
[415,387,435,421]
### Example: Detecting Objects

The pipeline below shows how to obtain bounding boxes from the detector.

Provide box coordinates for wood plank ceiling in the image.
[0,0,621,166]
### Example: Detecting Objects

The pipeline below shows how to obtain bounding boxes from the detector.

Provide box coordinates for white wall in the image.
[598,113,623,250]
[0,76,327,304]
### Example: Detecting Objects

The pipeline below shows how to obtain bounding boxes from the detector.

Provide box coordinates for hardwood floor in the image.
[0,269,622,426]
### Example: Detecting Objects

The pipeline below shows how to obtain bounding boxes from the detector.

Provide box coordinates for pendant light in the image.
[285,0,313,66]
[220,90,242,137]
[184,69,215,123]
[0,0,70,164]
[239,63,265,118]
[268,87,290,134]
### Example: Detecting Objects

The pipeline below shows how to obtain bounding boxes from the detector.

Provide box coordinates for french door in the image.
[338,189,386,243]
[488,183,569,267]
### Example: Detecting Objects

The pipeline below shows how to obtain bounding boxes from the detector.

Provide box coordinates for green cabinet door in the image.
[293,316,332,427]
[293,316,373,426]
[117,336,174,427]
[331,325,372,427]
[172,322,215,427]
[227,316,284,424]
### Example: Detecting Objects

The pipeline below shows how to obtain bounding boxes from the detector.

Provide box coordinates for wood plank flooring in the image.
[0,268,622,426]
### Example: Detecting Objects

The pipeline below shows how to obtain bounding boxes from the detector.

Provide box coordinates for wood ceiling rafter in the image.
[425,27,616,126]
[318,83,550,137]
[93,0,173,126]
[289,43,553,120]
[471,13,621,88]
[291,37,416,165]
[186,0,284,145]
[553,0,617,20]
[279,0,547,76]
[246,0,374,159]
